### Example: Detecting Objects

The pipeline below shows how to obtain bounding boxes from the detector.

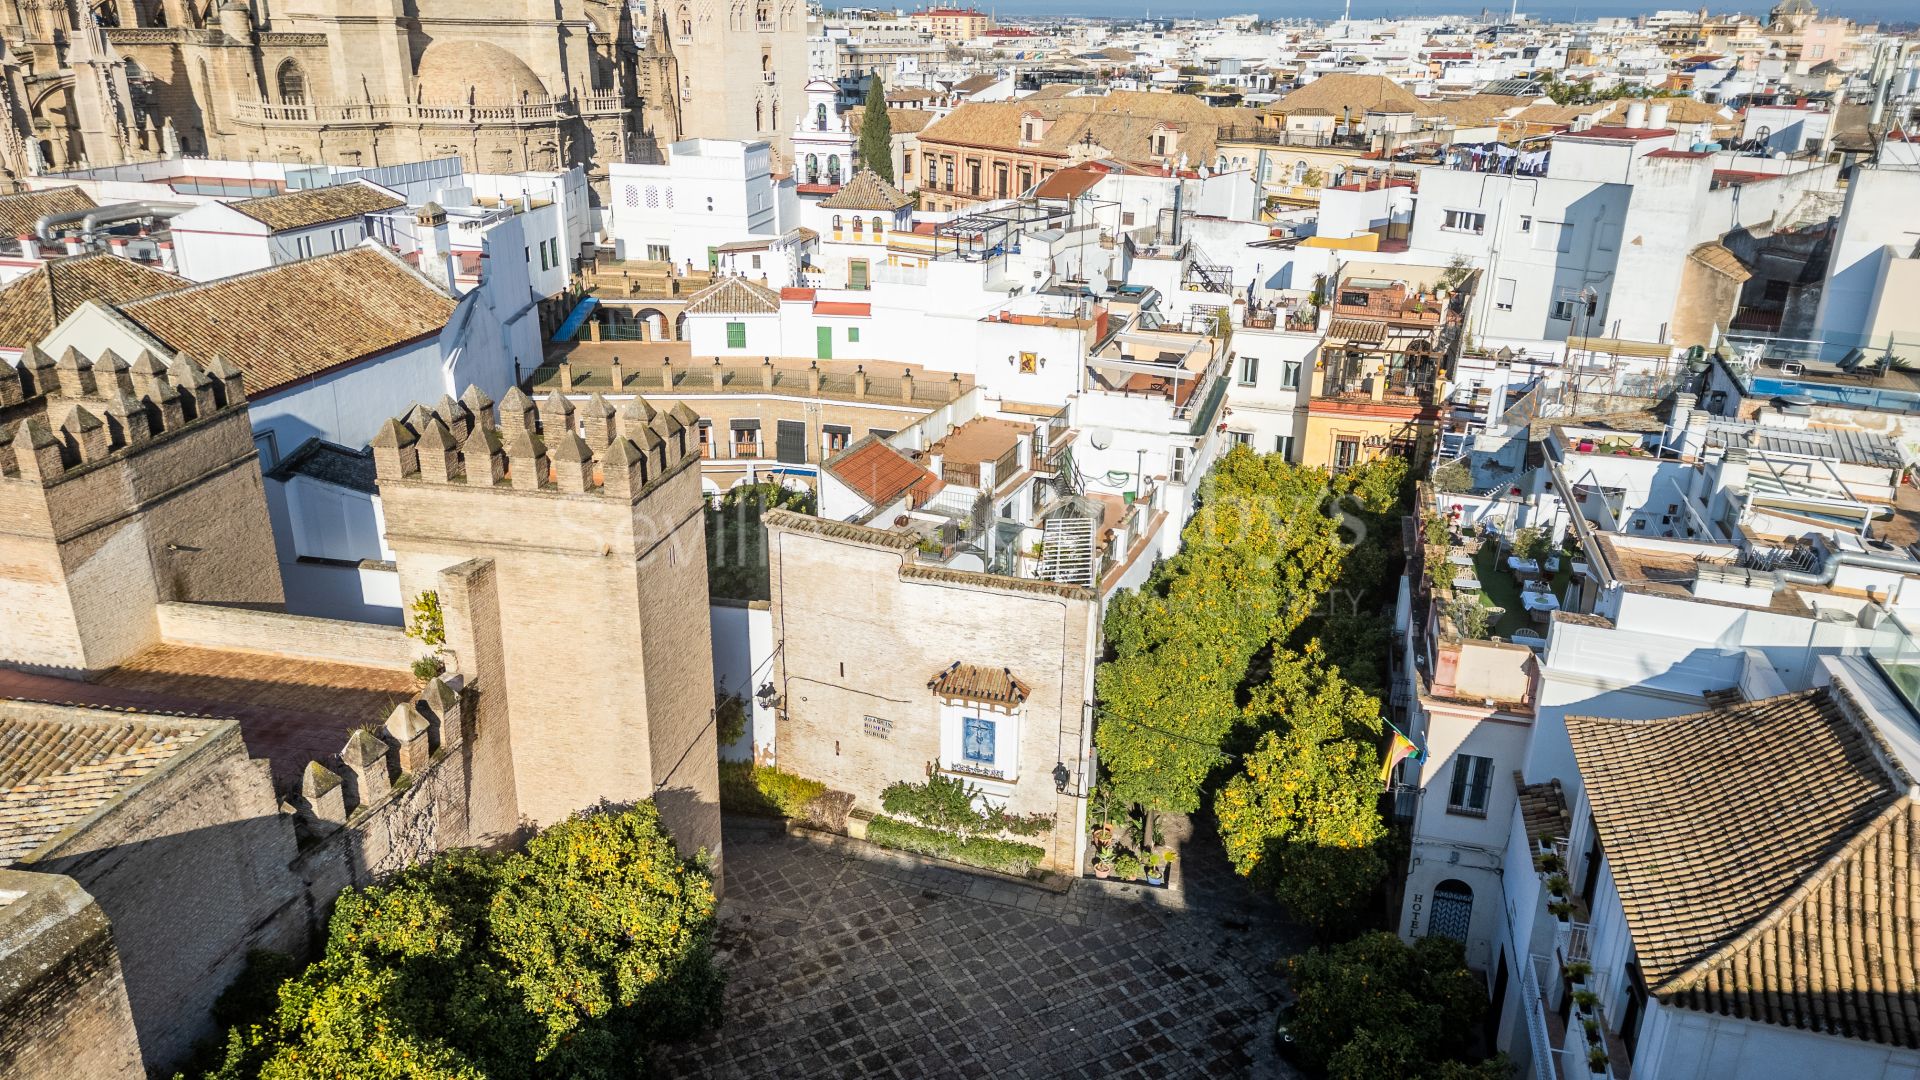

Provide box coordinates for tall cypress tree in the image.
[858,75,895,184]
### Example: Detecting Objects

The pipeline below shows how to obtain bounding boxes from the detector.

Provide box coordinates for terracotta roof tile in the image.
[928,661,1031,706]
[824,435,938,508]
[920,92,1255,167]
[0,186,94,240]
[227,182,404,232]
[682,276,780,316]
[1568,688,1920,1046]
[116,246,455,397]
[0,704,217,866]
[0,254,187,350]
[1514,773,1570,846]
[819,169,913,212]
[1272,73,1423,114]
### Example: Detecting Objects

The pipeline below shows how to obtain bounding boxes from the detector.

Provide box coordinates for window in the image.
[1448,754,1494,816]
[967,160,981,195]
[847,327,860,342]
[730,418,760,455]
[646,243,670,262]
[725,321,747,348]
[296,234,313,258]
[751,253,762,269]
[1333,437,1361,470]
[1274,434,1295,459]
[1549,298,1575,321]
[1169,445,1190,484]
[962,716,995,764]
[548,237,560,268]
[1495,277,1517,311]
[775,419,806,464]
[831,214,842,232]
[276,59,307,106]
[1238,355,1259,386]
[696,420,712,457]
[823,424,851,454]
[942,158,954,189]
[1228,430,1253,447]
[1339,290,1369,307]
[1017,166,1031,192]
[1442,209,1486,234]
[1280,360,1301,389]
[1517,214,1532,233]
[994,164,1008,199]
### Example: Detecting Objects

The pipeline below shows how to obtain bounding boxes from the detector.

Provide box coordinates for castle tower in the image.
[373,389,722,868]
[0,349,284,675]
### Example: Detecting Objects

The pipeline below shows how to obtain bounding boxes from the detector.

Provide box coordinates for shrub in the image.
[1112,852,1143,880]
[1573,989,1600,1010]
[881,771,987,835]
[1565,960,1592,982]
[1447,596,1490,639]
[866,815,1046,875]
[1546,873,1570,897]
[405,590,445,647]
[716,761,826,819]
[411,654,445,682]
[715,692,748,747]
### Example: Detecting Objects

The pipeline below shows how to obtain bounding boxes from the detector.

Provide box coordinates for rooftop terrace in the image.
[530,346,973,407]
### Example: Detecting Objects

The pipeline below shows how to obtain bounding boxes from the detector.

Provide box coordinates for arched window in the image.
[872,217,884,236]
[276,60,307,106]
[805,153,819,183]
[755,102,762,130]
[851,216,863,236]
[832,214,842,231]
[1429,879,1473,943]
[755,0,768,23]
[815,102,827,131]
[827,154,841,184]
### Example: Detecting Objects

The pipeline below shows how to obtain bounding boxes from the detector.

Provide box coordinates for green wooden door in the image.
[816,326,833,360]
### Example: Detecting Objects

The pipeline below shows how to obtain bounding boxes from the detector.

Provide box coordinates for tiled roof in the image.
[1514,773,1570,846]
[920,92,1255,167]
[1417,93,1522,125]
[0,186,94,240]
[0,254,187,350]
[227,182,404,232]
[1568,688,1920,1046]
[928,661,1031,706]
[1273,73,1423,114]
[824,435,939,508]
[682,275,781,316]
[1687,242,1751,282]
[116,246,455,397]
[1326,318,1387,344]
[819,169,913,212]
[0,705,217,866]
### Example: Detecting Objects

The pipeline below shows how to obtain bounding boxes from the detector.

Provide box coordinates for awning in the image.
[928,662,1031,707]
[823,423,852,435]
[729,418,760,431]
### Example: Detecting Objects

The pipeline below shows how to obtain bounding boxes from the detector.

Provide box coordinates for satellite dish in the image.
[1090,427,1115,450]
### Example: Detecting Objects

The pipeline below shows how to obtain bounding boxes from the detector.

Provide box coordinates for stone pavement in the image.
[656,819,1307,1079]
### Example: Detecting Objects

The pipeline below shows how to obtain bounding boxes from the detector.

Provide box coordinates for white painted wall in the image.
[711,601,777,763]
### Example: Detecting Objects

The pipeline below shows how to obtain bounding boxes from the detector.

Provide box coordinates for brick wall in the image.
[25,717,305,1071]
[766,516,1097,872]
[0,870,144,1080]
[155,601,421,668]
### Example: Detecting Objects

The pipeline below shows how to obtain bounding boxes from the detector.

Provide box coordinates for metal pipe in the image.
[35,201,192,241]
[1774,534,1920,586]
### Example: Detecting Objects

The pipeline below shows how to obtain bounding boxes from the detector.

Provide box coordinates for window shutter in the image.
[726,321,746,348]
[1450,758,1471,807]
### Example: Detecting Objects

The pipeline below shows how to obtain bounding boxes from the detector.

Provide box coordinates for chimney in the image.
[107,236,130,260]
[902,370,915,402]
[299,761,347,827]
[415,202,456,293]
[17,234,39,260]
[62,232,82,256]
[1648,101,1672,129]
[853,365,868,396]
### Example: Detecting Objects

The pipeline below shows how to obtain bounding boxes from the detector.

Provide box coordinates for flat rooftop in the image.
[928,416,1033,467]
[531,347,973,406]
[0,645,416,792]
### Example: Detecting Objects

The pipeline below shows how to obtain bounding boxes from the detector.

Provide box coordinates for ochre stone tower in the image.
[373,386,722,866]
[0,346,283,675]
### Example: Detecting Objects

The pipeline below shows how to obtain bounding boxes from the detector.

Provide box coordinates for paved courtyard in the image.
[658,820,1306,1079]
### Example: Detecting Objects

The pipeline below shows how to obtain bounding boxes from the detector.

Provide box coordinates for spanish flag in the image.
[1380,730,1421,785]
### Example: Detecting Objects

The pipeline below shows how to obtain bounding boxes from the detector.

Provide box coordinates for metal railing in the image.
[1217,125,1372,150]
[1523,954,1563,1080]
[233,96,578,125]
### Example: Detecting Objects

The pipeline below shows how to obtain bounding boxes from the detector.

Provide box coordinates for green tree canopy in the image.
[858,76,894,184]
[1215,648,1386,929]
[1283,931,1508,1080]
[195,803,721,1080]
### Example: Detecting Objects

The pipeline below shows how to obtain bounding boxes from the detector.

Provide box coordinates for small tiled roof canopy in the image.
[681,275,781,316]
[929,662,1031,707]
[1568,687,1920,1048]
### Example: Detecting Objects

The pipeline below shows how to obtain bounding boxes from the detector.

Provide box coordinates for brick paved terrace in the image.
[659,819,1306,1079]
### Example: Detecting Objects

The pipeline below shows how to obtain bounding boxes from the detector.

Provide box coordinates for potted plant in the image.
[1113,852,1143,882]
[1091,823,1115,848]
[1533,851,1564,874]
[1092,851,1114,879]
[1583,1017,1602,1045]
[1145,850,1176,885]
[1565,960,1592,985]
[1546,873,1571,898]
[1549,900,1573,923]
[1573,988,1600,1013]
[1588,1045,1609,1076]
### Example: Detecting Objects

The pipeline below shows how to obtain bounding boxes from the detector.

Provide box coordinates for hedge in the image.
[717,761,826,819]
[866,815,1047,876]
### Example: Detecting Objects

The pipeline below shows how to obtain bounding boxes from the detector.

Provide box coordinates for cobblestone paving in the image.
[657,821,1307,1079]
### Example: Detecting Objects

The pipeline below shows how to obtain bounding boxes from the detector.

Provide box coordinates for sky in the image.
[978,1,1912,24]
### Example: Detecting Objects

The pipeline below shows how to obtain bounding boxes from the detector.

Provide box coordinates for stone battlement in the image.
[371,384,702,500]
[0,345,250,488]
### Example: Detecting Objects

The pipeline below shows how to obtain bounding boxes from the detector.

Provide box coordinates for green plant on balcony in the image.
[1447,596,1490,640]
[1546,873,1570,898]
[1573,988,1600,1011]
[1112,852,1143,881]
[1565,960,1592,983]
[1549,899,1574,921]
[1533,850,1564,874]
[1584,1016,1602,1044]
[1588,1045,1609,1074]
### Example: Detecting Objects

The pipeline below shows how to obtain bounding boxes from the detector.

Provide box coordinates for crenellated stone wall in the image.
[373,385,723,875]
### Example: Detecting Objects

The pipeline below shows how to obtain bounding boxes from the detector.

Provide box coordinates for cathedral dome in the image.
[415,40,550,106]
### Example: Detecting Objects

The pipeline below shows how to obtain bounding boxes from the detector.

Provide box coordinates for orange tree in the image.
[191,803,721,1080]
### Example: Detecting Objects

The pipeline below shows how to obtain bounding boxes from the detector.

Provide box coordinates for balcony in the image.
[1216,124,1372,150]
[232,96,575,126]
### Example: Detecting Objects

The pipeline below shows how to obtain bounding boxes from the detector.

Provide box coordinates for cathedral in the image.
[0,0,807,190]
